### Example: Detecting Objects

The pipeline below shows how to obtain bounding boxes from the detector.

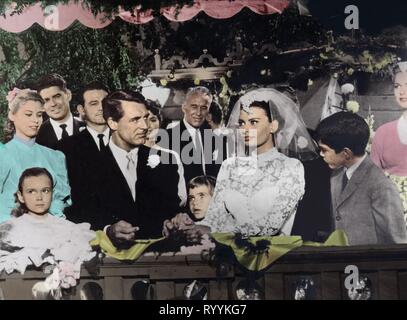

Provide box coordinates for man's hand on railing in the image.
[107,220,139,248]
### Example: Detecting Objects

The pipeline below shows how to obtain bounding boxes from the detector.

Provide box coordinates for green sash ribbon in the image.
[89,230,165,260]
[90,230,348,271]
[211,230,348,272]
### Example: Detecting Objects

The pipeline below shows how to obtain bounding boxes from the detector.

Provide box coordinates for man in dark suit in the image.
[36,73,84,149]
[162,86,224,185]
[82,90,182,246]
[56,82,109,223]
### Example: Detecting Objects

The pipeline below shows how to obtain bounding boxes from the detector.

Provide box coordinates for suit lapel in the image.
[73,118,85,135]
[336,157,371,208]
[330,169,342,211]
[137,145,149,177]
[44,120,58,145]
[81,129,99,154]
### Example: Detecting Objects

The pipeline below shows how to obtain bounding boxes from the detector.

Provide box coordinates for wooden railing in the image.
[2,245,407,300]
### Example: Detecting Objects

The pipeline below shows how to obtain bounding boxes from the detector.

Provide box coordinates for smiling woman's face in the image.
[9,100,44,140]
[394,71,407,109]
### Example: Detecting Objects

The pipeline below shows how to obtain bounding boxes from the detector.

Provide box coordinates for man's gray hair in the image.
[185,86,213,102]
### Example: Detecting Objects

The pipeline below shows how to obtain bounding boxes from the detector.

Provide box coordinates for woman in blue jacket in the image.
[0,88,71,222]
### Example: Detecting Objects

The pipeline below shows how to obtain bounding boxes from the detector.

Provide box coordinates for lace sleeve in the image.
[197,159,236,233]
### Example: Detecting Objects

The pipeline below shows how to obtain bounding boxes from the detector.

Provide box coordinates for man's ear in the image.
[342,147,354,160]
[66,89,72,102]
[181,103,187,115]
[107,117,118,131]
[77,105,85,118]
[17,191,25,204]
[270,119,279,133]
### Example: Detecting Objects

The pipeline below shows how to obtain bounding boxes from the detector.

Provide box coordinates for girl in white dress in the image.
[0,167,95,286]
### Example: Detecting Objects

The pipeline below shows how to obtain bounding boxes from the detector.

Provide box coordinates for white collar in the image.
[183,118,200,132]
[87,126,109,137]
[87,126,110,149]
[49,112,73,139]
[49,112,73,127]
[345,153,367,179]
[183,118,203,147]
[109,139,139,159]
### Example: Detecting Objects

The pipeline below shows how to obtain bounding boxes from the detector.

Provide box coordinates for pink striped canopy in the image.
[0,0,289,32]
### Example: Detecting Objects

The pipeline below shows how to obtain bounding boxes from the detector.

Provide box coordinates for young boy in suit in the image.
[316,111,407,245]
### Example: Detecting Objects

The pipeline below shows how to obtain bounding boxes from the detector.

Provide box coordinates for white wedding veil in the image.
[226,88,319,161]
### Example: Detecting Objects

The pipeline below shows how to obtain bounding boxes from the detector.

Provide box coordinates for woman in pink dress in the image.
[371,61,407,221]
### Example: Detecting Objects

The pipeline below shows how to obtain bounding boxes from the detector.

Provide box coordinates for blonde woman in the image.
[0,88,71,222]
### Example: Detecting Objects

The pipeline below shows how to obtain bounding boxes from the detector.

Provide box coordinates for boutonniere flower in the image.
[147,154,160,168]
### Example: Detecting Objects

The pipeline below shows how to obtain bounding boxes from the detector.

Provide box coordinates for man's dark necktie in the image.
[60,124,69,139]
[342,171,349,192]
[98,134,106,151]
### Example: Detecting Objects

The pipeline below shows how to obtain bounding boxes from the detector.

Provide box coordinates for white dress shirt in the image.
[183,118,206,174]
[109,140,138,201]
[87,126,110,150]
[49,113,74,140]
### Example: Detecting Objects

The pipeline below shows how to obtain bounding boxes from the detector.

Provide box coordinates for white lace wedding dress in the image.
[200,148,305,237]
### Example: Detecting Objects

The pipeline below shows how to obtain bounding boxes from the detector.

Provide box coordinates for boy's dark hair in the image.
[78,82,109,107]
[188,175,216,196]
[12,167,54,217]
[316,111,369,156]
[36,73,68,93]
[209,101,223,125]
[102,90,147,123]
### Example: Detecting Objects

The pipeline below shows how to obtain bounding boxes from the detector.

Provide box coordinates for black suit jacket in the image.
[36,117,85,150]
[163,121,224,184]
[79,145,182,238]
[56,128,105,223]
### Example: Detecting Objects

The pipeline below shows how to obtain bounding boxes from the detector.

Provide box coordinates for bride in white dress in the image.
[164,88,319,239]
